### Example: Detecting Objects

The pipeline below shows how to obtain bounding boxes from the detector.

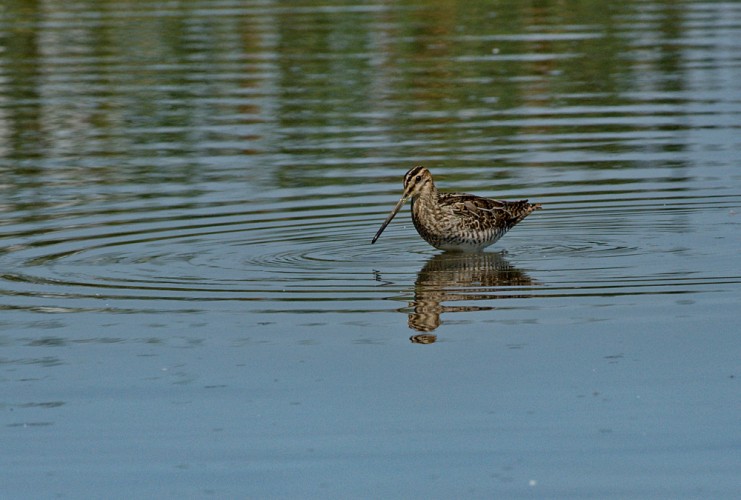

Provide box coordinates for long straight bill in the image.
[371,196,408,244]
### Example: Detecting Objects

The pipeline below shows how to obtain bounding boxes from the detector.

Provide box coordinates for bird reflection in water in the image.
[407,252,536,340]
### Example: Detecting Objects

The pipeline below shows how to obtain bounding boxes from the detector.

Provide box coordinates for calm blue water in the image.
[1,0,740,497]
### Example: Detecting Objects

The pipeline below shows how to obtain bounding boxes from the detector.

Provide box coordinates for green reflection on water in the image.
[0,1,690,184]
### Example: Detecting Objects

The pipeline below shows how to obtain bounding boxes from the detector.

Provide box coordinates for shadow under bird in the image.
[372,166,542,252]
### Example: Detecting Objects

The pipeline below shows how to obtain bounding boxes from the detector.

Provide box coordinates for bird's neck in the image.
[411,187,440,213]
[414,186,438,203]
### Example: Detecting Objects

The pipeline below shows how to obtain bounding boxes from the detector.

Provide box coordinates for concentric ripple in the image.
[2,180,739,320]
[0,191,427,314]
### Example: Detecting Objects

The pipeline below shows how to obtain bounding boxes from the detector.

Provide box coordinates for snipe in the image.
[372,166,541,251]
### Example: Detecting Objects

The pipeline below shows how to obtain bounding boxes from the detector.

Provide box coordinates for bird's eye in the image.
[415,175,422,182]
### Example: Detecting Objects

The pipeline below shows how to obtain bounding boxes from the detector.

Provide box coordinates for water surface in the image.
[1,1,740,497]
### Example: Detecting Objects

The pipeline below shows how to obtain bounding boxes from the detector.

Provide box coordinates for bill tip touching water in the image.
[372,166,541,252]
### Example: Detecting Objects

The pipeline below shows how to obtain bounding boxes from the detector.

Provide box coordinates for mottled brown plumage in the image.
[372,166,541,251]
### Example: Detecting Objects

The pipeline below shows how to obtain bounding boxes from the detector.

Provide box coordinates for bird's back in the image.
[413,192,541,251]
